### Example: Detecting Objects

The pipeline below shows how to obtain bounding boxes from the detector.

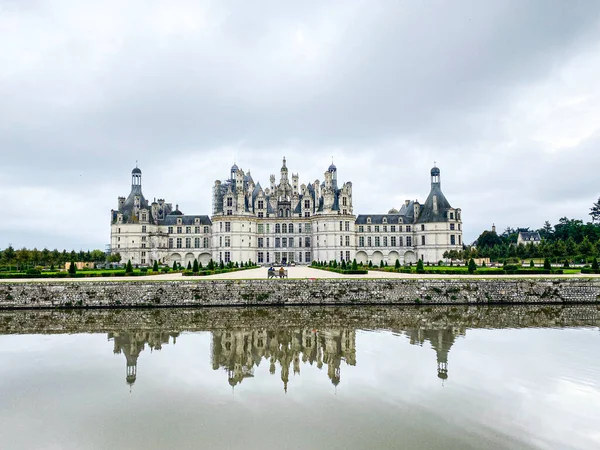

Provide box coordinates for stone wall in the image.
[0,278,599,309]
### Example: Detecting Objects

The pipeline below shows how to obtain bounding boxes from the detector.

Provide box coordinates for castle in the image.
[110,158,462,266]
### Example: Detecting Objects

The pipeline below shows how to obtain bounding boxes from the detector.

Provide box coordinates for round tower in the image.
[431,164,440,187]
[132,166,142,188]
[328,162,337,189]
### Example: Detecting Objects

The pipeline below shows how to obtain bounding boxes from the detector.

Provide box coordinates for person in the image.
[279,266,285,278]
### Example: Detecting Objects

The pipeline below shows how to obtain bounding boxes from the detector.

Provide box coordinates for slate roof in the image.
[159,215,212,226]
[355,214,407,225]
[518,231,541,241]
[415,184,453,223]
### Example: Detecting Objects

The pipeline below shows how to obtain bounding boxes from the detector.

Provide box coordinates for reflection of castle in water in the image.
[108,331,179,386]
[211,329,356,391]
[402,326,465,381]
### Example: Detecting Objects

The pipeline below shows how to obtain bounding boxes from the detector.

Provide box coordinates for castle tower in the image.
[280,157,289,183]
[131,165,142,192]
[328,162,337,190]
[431,164,440,188]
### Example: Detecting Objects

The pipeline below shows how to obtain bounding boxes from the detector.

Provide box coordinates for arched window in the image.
[383,217,387,224]
[282,223,287,233]
[367,217,371,224]
[289,223,294,233]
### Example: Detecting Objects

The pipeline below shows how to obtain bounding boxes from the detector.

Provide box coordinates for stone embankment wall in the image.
[0,278,599,309]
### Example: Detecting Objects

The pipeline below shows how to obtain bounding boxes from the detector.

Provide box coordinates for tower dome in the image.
[328,163,337,172]
[431,166,440,177]
[132,167,142,175]
[231,163,239,172]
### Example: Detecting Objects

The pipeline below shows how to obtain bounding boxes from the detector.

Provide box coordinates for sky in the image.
[2,0,600,250]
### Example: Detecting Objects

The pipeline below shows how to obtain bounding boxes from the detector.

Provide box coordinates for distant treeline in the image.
[0,246,115,270]
[466,217,600,261]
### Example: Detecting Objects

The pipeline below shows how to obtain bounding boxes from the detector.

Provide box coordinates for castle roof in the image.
[416,184,453,223]
[159,215,212,226]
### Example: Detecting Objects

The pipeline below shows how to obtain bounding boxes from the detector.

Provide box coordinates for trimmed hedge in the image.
[310,266,368,275]
[581,268,600,274]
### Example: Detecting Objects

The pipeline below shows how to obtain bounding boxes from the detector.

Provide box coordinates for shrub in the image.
[395,259,400,269]
[530,260,535,268]
[68,261,77,275]
[172,261,177,271]
[468,258,477,274]
[219,260,225,270]
[416,260,425,274]
[126,260,133,274]
[593,257,599,271]
[153,260,159,271]
[352,259,358,270]
[193,259,199,273]
[207,259,215,270]
[368,260,373,268]
[563,260,570,268]
[140,267,148,273]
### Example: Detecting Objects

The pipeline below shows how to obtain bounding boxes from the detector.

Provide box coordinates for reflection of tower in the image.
[109,331,179,387]
[403,326,464,382]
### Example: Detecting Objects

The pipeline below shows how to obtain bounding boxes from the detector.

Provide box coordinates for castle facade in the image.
[110,158,462,266]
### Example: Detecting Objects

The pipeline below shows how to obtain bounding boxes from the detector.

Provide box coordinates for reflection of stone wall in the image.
[1,305,597,335]
[211,329,356,390]
[1,278,600,309]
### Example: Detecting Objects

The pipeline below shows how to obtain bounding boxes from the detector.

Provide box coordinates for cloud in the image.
[2,0,600,248]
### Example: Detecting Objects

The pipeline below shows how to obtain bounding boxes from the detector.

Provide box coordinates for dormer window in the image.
[398,217,403,223]
[195,218,199,224]
[367,217,371,224]
[177,218,182,225]
[450,212,454,220]
[383,217,387,224]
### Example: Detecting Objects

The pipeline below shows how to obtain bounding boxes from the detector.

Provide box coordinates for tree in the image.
[578,236,593,257]
[3,245,15,269]
[592,257,599,271]
[108,253,121,263]
[352,259,358,270]
[416,259,425,273]
[192,259,199,272]
[68,260,77,275]
[468,258,477,274]
[341,260,347,270]
[475,230,503,249]
[208,259,215,270]
[590,197,600,223]
[187,261,192,270]
[368,260,373,268]
[153,260,159,271]
[219,260,225,269]
[126,260,133,273]
[543,258,551,270]
[172,261,177,270]
[395,259,400,269]
[530,259,535,268]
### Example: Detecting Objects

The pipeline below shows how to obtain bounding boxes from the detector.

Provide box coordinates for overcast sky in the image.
[2,0,600,250]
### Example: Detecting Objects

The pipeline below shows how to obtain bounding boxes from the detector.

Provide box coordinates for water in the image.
[0,305,599,450]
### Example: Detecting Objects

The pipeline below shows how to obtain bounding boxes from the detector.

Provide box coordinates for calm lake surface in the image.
[0,305,599,450]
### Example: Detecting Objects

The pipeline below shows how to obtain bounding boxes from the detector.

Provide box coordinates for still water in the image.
[0,305,599,450]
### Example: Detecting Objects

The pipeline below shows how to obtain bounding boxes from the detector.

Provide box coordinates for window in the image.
[275,224,281,233]
[177,226,182,234]
[186,226,191,234]
[266,252,270,263]
[305,223,311,233]
[224,252,231,263]
[398,226,402,233]
[367,237,372,246]
[421,236,425,245]
[225,237,230,247]
[391,225,396,232]
[304,211,310,217]
[367,217,371,224]
[267,238,270,247]
[142,226,146,233]
[375,226,380,232]
[195,226,200,233]
[339,221,343,231]
[383,217,387,224]
[141,243,146,248]
[258,200,264,209]
[450,224,455,231]
[359,236,365,247]
[257,224,264,233]
[282,238,287,247]
[258,212,264,218]
[258,237,264,248]
[421,224,425,231]
[345,221,350,232]
[406,226,412,232]
[458,224,461,231]
[451,235,456,245]
[458,235,462,245]
[375,237,380,247]
[383,236,388,246]
[340,251,344,261]
[258,252,264,263]
[282,223,287,233]
[450,212,454,219]
[359,225,364,233]
[346,251,350,261]
[298,252,303,263]
[343,209,347,215]
[227,210,232,215]
[305,251,311,262]
[118,228,121,233]
[219,237,222,246]
[304,237,311,247]
[225,222,231,232]
[203,237,209,248]
[195,238,200,248]
[343,197,347,206]
[406,236,412,247]
[345,236,350,246]
[204,226,209,233]
[176,238,182,248]
[275,238,280,248]
[227,197,233,207]
[141,236,147,242]
[168,226,173,234]
[186,238,191,248]
[398,236,403,247]
[391,236,396,246]
[298,223,302,233]
[169,238,173,248]
[289,223,294,233]
[304,200,310,208]
[340,236,343,246]
[289,238,293,247]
